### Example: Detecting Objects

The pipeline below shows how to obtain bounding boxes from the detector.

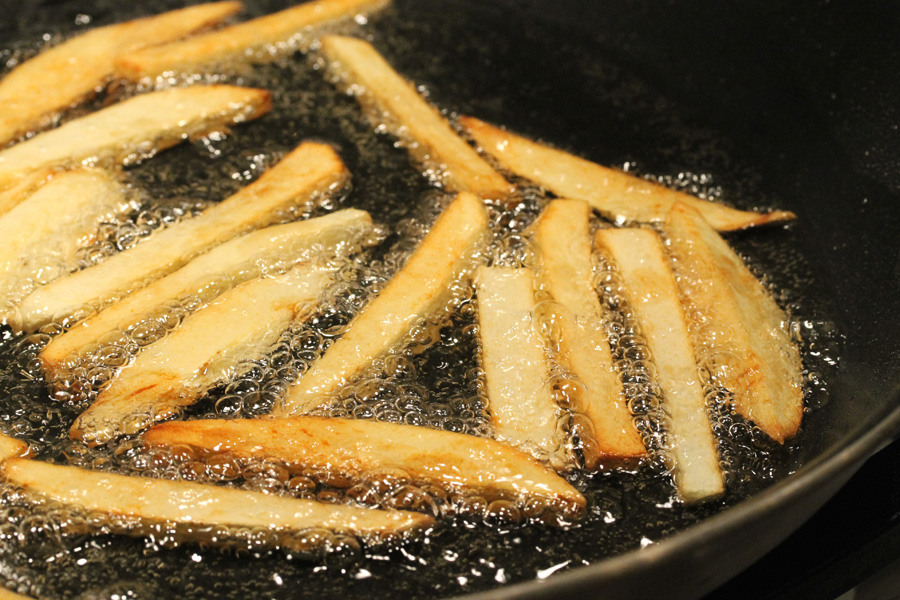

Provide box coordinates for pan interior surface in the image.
[0,1,897,599]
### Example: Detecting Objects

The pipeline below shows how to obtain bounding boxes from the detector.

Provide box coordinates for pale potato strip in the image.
[0,168,54,217]
[321,36,513,200]
[0,433,30,463]
[1,459,432,546]
[0,2,242,147]
[0,85,272,189]
[40,209,373,374]
[461,116,794,231]
[277,191,488,416]
[533,199,646,467]
[476,266,565,467]
[595,228,724,502]
[13,141,347,333]
[117,0,390,80]
[71,267,334,446]
[145,416,586,516]
[665,202,803,442]
[0,169,128,278]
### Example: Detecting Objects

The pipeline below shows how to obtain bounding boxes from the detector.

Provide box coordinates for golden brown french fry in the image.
[665,202,803,442]
[117,0,390,80]
[595,228,724,502]
[12,141,347,333]
[276,192,488,416]
[40,209,373,375]
[0,85,272,189]
[1,459,432,546]
[475,266,566,468]
[532,199,646,467]
[0,2,242,147]
[0,168,54,217]
[0,433,30,463]
[320,36,513,200]
[144,416,586,516]
[461,116,795,231]
[0,169,129,280]
[71,267,335,446]
[0,585,35,600]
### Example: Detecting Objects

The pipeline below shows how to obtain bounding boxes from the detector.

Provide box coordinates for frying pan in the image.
[0,0,898,599]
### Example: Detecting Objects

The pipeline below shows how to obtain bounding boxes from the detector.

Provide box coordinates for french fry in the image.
[665,202,803,442]
[12,141,347,333]
[0,168,54,218]
[475,266,566,468]
[276,191,488,416]
[117,0,390,80]
[0,1,242,147]
[40,209,373,375]
[0,85,272,189]
[1,459,433,546]
[71,266,335,446]
[0,586,35,600]
[532,199,646,467]
[320,36,513,200]
[144,416,586,516]
[0,433,30,463]
[595,228,724,502]
[461,116,795,231]
[0,168,129,279]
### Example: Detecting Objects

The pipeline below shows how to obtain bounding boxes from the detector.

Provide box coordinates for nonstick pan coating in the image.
[0,1,898,599]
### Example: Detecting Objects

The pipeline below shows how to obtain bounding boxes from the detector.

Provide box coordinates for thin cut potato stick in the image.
[665,202,803,442]
[0,169,128,277]
[595,228,724,502]
[0,585,35,600]
[117,0,390,80]
[0,433,30,463]
[71,267,335,446]
[40,209,372,375]
[476,266,565,467]
[461,116,795,231]
[12,141,347,333]
[0,168,54,218]
[533,199,646,466]
[144,416,586,516]
[1,459,433,546]
[277,191,489,416]
[0,1,242,147]
[321,36,513,200]
[0,85,272,189]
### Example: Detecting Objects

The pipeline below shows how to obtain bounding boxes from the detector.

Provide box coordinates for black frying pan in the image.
[0,1,898,599]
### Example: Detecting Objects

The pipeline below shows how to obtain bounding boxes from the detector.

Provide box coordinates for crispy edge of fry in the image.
[71,267,335,446]
[595,227,724,503]
[0,433,31,463]
[665,202,804,442]
[39,209,372,375]
[144,416,586,518]
[0,586,36,600]
[276,191,489,416]
[11,141,346,334]
[0,85,272,190]
[532,199,646,467]
[1,458,433,546]
[0,1,243,146]
[116,0,390,80]
[321,36,514,201]
[460,115,795,231]
[475,266,567,468]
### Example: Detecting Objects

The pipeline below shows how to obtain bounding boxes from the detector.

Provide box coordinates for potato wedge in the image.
[533,199,646,467]
[144,416,586,516]
[665,202,803,442]
[0,168,54,218]
[277,191,488,416]
[72,266,335,446]
[12,141,347,333]
[1,459,432,546]
[595,228,724,502]
[320,36,513,200]
[40,209,373,375]
[0,433,30,463]
[0,2,242,147]
[475,266,566,468]
[0,85,272,189]
[117,0,390,80]
[0,168,128,281]
[461,116,795,231]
